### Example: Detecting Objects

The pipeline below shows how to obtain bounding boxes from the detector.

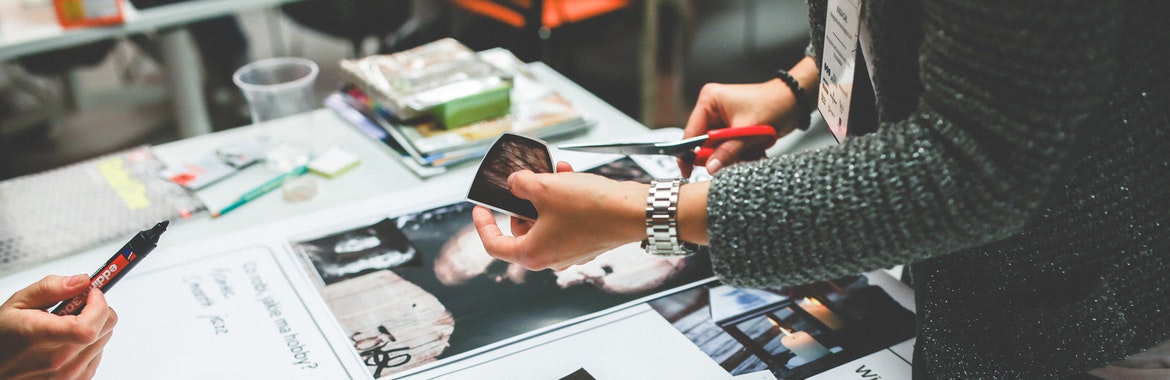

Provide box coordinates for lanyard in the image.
[817,0,867,142]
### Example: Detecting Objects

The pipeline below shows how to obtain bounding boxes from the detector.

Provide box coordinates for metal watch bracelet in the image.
[644,178,695,256]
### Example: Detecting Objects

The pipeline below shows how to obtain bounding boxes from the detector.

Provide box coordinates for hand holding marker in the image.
[51,221,168,316]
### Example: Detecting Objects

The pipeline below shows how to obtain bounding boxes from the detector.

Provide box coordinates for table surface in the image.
[0,0,299,62]
[0,61,651,297]
[0,61,858,379]
[0,60,834,276]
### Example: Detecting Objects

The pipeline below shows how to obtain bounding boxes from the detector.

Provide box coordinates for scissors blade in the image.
[559,135,710,156]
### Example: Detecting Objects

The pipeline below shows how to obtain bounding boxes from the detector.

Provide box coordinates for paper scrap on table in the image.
[309,147,360,178]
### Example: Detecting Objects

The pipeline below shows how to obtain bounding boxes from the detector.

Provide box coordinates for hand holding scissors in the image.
[558,125,778,168]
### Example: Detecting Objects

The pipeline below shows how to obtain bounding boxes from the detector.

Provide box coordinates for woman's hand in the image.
[473,162,648,271]
[0,275,119,380]
[682,56,818,176]
[682,80,796,176]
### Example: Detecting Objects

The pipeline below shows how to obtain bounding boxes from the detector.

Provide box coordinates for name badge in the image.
[817,0,862,142]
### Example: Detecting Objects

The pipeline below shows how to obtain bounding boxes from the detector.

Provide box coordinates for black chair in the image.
[15,40,118,111]
[281,0,414,57]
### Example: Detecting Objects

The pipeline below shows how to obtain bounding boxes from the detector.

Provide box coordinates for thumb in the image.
[10,274,90,310]
[555,161,574,173]
[507,170,540,200]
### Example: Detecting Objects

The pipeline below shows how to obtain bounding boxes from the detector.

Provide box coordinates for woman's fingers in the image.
[472,206,515,258]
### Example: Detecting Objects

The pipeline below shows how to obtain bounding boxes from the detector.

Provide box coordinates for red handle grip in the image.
[693,125,779,167]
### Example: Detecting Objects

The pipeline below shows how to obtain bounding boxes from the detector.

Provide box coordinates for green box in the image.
[432,84,512,129]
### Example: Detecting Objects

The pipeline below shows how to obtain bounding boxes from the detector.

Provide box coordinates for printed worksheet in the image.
[94,245,366,379]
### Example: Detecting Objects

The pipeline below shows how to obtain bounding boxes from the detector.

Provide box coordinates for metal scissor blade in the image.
[558,142,671,155]
[559,135,709,156]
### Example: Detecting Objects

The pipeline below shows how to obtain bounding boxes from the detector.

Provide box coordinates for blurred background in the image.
[0,0,809,180]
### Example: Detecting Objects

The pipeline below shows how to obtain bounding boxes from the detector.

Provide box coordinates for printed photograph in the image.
[646,275,916,379]
[291,157,714,378]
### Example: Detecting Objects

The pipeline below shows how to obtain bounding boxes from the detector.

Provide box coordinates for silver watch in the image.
[644,178,694,256]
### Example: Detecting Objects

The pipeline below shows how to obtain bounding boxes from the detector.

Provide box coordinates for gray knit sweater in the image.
[706,0,1169,378]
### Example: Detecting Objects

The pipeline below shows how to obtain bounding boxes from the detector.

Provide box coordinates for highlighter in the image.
[51,221,168,316]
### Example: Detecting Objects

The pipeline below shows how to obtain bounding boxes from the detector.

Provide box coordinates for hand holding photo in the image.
[467,133,553,221]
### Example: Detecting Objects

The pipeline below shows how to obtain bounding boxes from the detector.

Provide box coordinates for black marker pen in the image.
[51,221,169,316]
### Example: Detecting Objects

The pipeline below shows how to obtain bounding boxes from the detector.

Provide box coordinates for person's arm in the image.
[474,166,710,271]
[707,0,1123,288]
[0,275,118,380]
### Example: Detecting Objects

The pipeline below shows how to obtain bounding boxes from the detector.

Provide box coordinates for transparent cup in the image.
[232,57,320,123]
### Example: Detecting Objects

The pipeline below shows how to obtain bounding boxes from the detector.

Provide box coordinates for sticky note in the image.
[308,147,360,178]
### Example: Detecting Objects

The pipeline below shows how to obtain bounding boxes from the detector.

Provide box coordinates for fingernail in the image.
[66,274,88,287]
[706,159,722,174]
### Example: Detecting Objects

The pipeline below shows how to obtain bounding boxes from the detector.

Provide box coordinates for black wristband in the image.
[776,69,812,130]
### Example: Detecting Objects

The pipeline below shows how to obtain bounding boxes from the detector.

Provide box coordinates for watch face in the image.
[466,133,553,221]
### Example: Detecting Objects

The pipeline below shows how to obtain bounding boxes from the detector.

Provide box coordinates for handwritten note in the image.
[93,246,350,379]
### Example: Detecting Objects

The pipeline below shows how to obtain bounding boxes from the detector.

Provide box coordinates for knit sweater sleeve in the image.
[707,0,1124,288]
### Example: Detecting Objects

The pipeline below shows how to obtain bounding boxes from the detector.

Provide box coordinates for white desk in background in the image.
[0,0,302,138]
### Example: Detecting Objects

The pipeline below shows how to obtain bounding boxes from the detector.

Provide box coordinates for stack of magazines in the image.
[328,40,592,177]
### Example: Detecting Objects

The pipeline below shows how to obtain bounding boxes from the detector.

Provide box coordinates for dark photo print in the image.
[467,133,552,220]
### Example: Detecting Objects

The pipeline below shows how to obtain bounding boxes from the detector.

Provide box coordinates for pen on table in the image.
[210,163,310,218]
[51,221,168,316]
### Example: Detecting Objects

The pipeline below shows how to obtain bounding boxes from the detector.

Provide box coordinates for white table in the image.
[0,0,302,137]
[144,62,654,248]
[0,62,853,380]
[59,62,734,380]
[0,60,653,295]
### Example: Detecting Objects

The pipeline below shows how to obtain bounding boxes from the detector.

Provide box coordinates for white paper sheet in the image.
[93,245,367,379]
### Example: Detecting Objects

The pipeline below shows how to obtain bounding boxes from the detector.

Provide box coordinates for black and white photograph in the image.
[291,157,713,378]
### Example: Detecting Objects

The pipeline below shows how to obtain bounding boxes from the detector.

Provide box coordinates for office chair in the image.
[2,40,118,138]
[281,0,414,57]
[449,0,629,62]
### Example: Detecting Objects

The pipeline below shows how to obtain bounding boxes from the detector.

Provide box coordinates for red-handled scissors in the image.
[558,125,778,166]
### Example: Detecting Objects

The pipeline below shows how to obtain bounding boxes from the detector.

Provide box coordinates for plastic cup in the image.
[232,57,320,123]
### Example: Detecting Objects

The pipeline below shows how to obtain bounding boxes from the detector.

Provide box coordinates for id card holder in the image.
[817,0,862,142]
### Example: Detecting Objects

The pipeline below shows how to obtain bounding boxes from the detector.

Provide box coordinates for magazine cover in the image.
[290,158,712,378]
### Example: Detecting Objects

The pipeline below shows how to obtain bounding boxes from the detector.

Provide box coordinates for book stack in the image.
[329,40,592,177]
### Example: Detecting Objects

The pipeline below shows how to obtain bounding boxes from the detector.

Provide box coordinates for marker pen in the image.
[51,220,169,316]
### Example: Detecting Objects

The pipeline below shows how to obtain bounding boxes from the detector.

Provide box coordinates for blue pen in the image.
[210,164,309,218]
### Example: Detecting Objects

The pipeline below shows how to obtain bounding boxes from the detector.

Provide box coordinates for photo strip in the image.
[646,275,916,379]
